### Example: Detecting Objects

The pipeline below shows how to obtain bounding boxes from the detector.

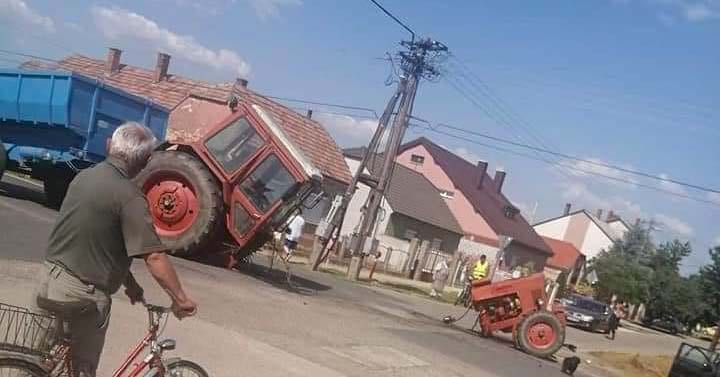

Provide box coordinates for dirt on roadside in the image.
[589,351,673,377]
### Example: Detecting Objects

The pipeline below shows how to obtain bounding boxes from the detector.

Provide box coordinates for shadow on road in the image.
[0,178,49,207]
[235,260,332,296]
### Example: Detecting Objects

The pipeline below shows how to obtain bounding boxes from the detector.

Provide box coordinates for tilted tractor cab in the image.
[136,102,323,262]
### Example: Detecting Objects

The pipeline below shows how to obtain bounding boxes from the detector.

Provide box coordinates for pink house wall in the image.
[397,145,498,245]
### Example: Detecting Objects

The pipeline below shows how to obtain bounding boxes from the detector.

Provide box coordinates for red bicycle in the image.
[0,298,207,377]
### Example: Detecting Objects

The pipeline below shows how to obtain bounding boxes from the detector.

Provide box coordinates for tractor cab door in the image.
[201,104,305,247]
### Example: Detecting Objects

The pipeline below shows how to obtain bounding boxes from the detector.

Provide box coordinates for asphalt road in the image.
[0,173,698,376]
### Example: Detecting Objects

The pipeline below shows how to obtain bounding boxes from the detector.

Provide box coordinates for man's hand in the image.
[124,283,144,305]
[171,297,197,320]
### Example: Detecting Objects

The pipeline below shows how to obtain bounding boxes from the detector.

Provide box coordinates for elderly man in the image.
[35,122,197,377]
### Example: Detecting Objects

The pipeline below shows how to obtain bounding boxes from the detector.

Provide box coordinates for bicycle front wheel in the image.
[0,357,47,377]
[165,359,208,377]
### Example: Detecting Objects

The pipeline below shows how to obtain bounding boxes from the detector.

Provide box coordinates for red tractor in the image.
[136,98,323,264]
[470,272,566,358]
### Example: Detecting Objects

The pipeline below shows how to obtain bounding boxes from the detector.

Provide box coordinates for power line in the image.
[410,124,720,207]
[433,122,720,194]
[367,0,415,41]
[4,48,717,196]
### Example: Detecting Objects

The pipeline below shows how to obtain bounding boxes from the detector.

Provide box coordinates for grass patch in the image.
[589,351,673,377]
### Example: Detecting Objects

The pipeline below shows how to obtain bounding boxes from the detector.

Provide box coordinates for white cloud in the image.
[653,213,694,237]
[453,147,483,164]
[92,6,251,77]
[313,112,378,147]
[708,192,720,205]
[244,0,302,20]
[658,173,688,196]
[646,0,720,22]
[713,235,720,246]
[684,2,720,21]
[559,157,638,188]
[63,21,82,32]
[560,181,645,220]
[0,0,54,33]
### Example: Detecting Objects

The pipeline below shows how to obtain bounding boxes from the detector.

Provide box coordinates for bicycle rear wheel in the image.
[165,359,208,377]
[0,357,47,377]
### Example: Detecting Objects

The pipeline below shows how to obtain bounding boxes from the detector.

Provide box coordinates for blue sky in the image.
[1,0,718,273]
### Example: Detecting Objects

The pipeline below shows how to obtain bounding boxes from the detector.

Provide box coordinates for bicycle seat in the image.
[36,296,97,318]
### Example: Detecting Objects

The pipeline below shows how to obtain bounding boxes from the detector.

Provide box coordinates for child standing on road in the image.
[282,212,305,262]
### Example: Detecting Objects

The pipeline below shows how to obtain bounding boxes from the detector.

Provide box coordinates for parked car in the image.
[643,316,687,335]
[669,342,719,377]
[560,294,612,333]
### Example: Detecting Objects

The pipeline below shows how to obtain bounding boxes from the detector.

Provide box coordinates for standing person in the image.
[430,259,449,297]
[607,306,619,340]
[35,122,197,377]
[281,211,305,262]
[471,254,489,281]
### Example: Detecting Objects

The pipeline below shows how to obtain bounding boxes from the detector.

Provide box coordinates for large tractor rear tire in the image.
[136,151,223,256]
[517,311,565,359]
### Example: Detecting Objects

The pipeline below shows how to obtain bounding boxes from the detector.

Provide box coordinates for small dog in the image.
[561,356,581,375]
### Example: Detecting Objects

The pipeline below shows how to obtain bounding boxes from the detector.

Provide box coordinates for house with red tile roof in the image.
[396,137,552,275]
[23,48,351,226]
[542,236,584,283]
[533,203,631,261]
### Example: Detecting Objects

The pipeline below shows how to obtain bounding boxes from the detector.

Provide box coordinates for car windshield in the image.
[568,296,607,313]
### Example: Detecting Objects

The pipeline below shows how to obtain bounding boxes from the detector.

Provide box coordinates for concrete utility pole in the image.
[310,38,448,280]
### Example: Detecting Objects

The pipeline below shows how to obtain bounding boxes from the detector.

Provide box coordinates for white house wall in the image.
[534,216,571,240]
[580,222,614,260]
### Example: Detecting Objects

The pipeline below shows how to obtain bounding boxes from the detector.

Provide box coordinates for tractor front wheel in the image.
[517,311,565,359]
[136,151,223,256]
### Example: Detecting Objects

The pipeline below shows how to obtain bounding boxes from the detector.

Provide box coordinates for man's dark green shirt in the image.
[45,157,165,293]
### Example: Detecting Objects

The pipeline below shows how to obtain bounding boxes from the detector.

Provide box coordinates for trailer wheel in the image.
[136,151,223,256]
[517,311,565,359]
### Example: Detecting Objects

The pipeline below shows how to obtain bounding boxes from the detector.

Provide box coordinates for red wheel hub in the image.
[144,174,199,237]
[526,322,557,349]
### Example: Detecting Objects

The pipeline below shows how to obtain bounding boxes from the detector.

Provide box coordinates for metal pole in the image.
[349,74,419,280]
[310,86,402,271]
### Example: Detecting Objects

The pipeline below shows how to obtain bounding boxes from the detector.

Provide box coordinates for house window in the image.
[410,154,425,165]
[403,229,417,240]
[439,190,454,199]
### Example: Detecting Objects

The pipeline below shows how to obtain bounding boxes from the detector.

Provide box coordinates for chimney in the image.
[606,210,615,222]
[635,218,641,227]
[596,209,604,219]
[564,203,572,215]
[476,160,488,189]
[493,168,506,194]
[105,48,122,74]
[306,109,313,119]
[236,78,249,88]
[154,52,171,82]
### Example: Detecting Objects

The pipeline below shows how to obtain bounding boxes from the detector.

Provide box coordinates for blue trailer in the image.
[0,69,168,206]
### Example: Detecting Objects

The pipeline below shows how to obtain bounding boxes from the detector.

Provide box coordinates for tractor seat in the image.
[36,296,97,318]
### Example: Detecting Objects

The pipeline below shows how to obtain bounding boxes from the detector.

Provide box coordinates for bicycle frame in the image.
[51,305,170,377]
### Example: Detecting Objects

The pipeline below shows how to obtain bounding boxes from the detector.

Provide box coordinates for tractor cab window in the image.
[240,154,295,213]
[205,117,264,173]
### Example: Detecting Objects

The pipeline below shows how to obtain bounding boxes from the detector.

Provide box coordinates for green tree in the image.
[590,223,654,303]
[699,246,720,325]
[644,240,692,320]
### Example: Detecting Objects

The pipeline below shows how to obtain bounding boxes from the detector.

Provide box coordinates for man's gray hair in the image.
[108,122,157,170]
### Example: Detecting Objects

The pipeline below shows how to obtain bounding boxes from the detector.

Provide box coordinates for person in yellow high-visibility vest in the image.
[471,254,489,281]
